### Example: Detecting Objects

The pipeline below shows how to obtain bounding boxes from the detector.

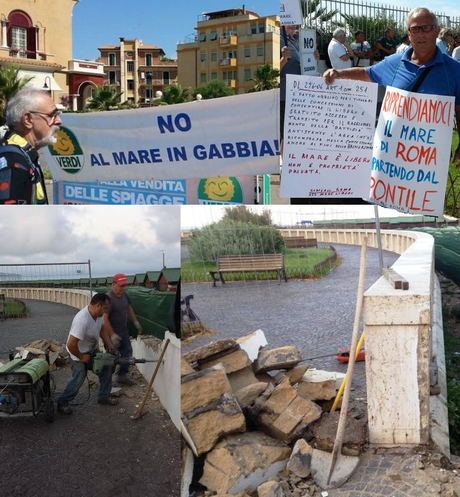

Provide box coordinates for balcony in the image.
[220,58,237,67]
[225,79,237,88]
[139,79,163,86]
[219,35,238,46]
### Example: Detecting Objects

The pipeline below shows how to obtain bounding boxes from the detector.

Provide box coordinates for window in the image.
[229,50,237,59]
[211,52,217,62]
[145,53,152,66]
[146,71,153,84]
[145,89,153,99]
[127,79,134,90]
[199,32,206,42]
[200,53,206,62]
[257,46,264,57]
[127,61,134,72]
[109,71,116,84]
[109,53,116,66]
[250,24,257,35]
[259,24,265,33]
[200,73,206,83]
[8,10,35,58]
[163,71,170,84]
[210,30,217,41]
[244,69,251,81]
[211,72,218,80]
[244,47,250,58]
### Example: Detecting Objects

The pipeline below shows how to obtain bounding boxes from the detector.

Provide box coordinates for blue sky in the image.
[72,0,278,61]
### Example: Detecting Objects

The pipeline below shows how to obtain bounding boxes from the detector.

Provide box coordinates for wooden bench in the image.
[284,237,318,249]
[209,254,287,287]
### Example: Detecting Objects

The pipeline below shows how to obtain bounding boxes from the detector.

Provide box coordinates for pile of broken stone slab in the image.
[13,339,68,371]
[181,330,367,497]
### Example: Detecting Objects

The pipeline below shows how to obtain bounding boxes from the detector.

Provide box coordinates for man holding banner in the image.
[324,7,460,168]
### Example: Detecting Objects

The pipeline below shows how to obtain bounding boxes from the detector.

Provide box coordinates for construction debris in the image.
[181,330,354,497]
[14,339,68,365]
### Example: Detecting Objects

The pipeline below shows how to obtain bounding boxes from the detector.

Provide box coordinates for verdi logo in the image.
[49,127,84,174]
[197,177,243,204]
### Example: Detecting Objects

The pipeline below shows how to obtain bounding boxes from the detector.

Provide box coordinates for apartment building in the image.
[98,38,178,106]
[0,0,78,100]
[176,7,280,94]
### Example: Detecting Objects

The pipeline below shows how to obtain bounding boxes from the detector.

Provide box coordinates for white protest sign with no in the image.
[369,86,454,215]
[299,28,318,76]
[43,90,279,182]
[280,74,378,198]
[280,0,303,26]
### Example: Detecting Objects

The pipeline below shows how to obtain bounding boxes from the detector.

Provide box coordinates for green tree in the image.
[188,220,284,262]
[222,206,273,226]
[302,0,339,27]
[159,83,192,105]
[341,12,401,48]
[249,65,280,92]
[0,64,32,125]
[86,85,128,111]
[193,79,235,100]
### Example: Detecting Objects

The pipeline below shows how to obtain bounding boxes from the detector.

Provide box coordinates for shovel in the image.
[310,236,368,489]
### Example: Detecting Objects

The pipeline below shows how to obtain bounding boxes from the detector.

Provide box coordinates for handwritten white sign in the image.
[280,74,378,198]
[280,0,303,26]
[369,86,454,215]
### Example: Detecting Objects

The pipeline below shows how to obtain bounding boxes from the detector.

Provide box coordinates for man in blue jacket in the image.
[323,7,460,168]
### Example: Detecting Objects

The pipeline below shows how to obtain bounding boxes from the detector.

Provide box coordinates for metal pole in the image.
[374,205,384,274]
[88,259,93,296]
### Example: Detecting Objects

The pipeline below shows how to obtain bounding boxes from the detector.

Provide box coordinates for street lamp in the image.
[42,75,51,95]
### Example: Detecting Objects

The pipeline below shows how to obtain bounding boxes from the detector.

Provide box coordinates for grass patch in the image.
[442,303,460,455]
[445,131,460,218]
[181,247,338,283]
[3,299,27,318]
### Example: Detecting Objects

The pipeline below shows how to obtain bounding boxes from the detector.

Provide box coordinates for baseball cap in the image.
[113,273,128,285]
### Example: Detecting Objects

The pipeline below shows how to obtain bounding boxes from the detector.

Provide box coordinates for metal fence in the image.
[302,0,460,54]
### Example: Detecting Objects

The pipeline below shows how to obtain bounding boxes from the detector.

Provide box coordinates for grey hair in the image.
[439,27,452,41]
[5,88,50,130]
[407,8,438,28]
[333,28,346,39]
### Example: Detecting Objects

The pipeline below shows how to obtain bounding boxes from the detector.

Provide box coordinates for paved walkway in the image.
[0,300,180,497]
[183,243,400,399]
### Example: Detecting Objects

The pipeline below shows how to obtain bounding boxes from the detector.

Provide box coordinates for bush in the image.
[188,220,285,262]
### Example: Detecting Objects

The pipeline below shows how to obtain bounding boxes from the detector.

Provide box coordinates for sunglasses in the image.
[408,25,437,34]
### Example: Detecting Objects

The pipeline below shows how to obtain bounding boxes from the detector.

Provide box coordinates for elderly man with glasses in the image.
[103,274,143,386]
[323,7,460,168]
[0,88,62,204]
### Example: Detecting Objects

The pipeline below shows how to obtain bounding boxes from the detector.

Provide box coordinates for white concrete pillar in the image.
[1,19,8,49]
[363,232,434,446]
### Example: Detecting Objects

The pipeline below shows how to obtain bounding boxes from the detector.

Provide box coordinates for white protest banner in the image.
[280,74,377,198]
[299,28,318,76]
[369,86,454,215]
[280,0,303,26]
[43,90,279,182]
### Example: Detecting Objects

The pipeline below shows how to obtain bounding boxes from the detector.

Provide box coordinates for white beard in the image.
[36,127,59,149]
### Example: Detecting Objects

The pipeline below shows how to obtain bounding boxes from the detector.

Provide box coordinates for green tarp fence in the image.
[409,226,460,287]
[88,286,176,340]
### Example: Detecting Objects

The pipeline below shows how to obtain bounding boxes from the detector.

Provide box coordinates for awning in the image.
[17,70,62,92]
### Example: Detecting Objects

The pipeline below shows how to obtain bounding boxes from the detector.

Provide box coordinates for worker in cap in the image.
[102,273,142,386]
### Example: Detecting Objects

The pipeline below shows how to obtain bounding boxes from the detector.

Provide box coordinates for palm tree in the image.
[159,84,192,105]
[249,65,280,92]
[302,0,338,28]
[0,64,33,125]
[86,85,125,111]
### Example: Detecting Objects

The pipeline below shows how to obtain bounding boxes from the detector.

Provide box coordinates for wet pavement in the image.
[182,243,400,399]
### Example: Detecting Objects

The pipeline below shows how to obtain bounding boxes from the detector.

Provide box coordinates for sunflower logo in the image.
[48,126,85,174]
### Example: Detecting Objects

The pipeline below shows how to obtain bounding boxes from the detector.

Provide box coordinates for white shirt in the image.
[66,306,104,361]
[396,43,410,53]
[453,46,460,62]
[328,38,352,70]
[350,41,371,67]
